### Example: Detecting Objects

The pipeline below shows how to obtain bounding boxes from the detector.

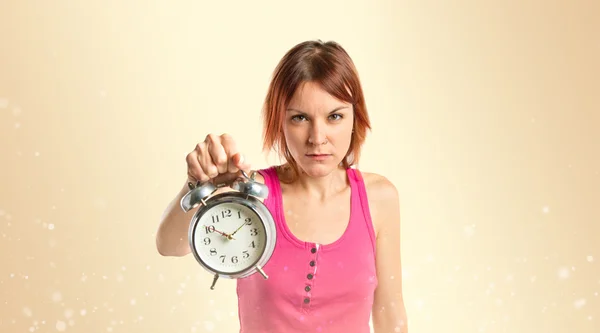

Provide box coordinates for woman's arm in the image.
[156,181,196,257]
[367,174,408,333]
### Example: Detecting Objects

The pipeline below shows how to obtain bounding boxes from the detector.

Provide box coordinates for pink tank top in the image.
[236,166,378,333]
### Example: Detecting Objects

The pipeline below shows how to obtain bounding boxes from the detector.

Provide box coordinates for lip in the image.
[306,154,332,160]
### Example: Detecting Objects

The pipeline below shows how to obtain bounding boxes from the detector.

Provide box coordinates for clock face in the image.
[191,201,267,274]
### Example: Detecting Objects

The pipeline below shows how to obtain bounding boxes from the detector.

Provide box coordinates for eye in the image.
[329,113,343,121]
[291,115,307,122]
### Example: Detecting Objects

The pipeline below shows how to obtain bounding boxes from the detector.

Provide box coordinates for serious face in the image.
[282,81,354,178]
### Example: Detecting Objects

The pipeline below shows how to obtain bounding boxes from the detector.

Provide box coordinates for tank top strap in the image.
[256,166,376,254]
[346,167,377,255]
[256,166,279,207]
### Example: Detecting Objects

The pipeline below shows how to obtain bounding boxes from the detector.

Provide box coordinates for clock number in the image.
[205,225,215,234]
[231,256,238,264]
[242,250,250,259]
[220,255,226,263]
[203,237,211,245]
[250,228,258,236]
[211,215,219,223]
[222,209,231,218]
[249,241,255,248]
[237,211,242,219]
[209,248,217,256]
[245,217,252,225]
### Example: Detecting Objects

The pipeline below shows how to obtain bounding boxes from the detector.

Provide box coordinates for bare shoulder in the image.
[359,171,400,236]
[361,172,398,197]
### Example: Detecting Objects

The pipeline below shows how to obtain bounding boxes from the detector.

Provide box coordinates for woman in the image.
[156,40,408,333]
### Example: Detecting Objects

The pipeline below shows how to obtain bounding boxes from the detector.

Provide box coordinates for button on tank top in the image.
[236,166,378,333]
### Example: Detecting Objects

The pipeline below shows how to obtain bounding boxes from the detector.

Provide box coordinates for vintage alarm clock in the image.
[180,170,276,290]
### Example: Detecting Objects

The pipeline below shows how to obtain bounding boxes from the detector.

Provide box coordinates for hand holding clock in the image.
[186,133,252,187]
[180,133,276,290]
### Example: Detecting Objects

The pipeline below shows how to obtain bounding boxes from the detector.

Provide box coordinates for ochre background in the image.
[1,1,598,332]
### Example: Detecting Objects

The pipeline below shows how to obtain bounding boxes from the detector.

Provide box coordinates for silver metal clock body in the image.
[180,171,276,289]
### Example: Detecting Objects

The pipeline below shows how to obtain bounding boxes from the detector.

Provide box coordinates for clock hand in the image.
[229,219,250,238]
[203,225,235,240]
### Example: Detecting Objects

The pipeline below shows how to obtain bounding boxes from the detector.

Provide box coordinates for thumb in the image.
[232,152,252,172]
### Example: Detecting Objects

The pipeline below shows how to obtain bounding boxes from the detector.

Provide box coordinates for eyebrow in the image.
[286,106,349,114]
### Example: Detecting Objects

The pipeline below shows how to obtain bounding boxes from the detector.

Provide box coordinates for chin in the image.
[297,159,342,178]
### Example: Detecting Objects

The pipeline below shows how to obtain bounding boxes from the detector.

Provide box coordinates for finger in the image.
[196,141,219,180]
[213,172,240,186]
[220,133,241,173]
[231,152,251,172]
[206,134,228,174]
[186,151,209,183]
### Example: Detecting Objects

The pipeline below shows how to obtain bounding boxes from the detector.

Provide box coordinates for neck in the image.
[280,164,348,201]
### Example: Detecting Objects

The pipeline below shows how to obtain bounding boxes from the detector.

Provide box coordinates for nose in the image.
[308,121,328,145]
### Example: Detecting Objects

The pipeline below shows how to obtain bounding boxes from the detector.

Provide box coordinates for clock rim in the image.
[188,192,277,279]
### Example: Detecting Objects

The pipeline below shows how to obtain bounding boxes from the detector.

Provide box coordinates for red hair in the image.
[261,40,372,180]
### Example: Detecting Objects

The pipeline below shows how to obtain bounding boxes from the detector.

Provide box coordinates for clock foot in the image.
[210,273,219,290]
[256,265,268,280]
